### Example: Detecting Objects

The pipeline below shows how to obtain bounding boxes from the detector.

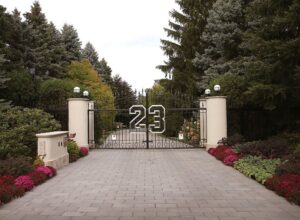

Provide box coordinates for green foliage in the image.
[233,136,291,159]
[293,144,300,158]
[39,79,75,108]
[194,0,245,90]
[23,2,67,78]
[67,140,80,162]
[0,156,34,177]
[234,156,281,183]
[61,24,82,62]
[68,60,115,143]
[33,155,45,168]
[98,58,113,84]
[158,0,215,94]
[0,70,40,108]
[0,106,61,159]
[276,158,300,176]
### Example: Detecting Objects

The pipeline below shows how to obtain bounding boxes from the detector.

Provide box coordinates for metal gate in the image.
[88,91,207,149]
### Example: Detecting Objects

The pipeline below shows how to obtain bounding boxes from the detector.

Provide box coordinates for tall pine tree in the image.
[61,24,82,62]
[157,0,215,95]
[98,58,112,84]
[82,42,99,67]
[235,0,300,110]
[193,0,246,90]
[23,1,67,78]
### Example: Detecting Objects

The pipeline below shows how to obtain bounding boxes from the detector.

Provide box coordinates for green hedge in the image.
[0,106,61,159]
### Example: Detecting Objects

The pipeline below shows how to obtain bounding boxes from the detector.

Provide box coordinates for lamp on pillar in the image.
[83,90,89,97]
[214,84,221,93]
[73,86,80,94]
[204,89,211,96]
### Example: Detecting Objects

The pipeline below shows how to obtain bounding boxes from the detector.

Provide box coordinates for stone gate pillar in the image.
[206,96,227,149]
[68,98,89,147]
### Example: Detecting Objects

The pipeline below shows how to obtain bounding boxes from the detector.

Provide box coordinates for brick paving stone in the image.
[0,149,299,220]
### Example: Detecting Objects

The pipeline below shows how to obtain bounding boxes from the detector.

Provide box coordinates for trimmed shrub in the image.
[0,157,34,177]
[67,140,80,162]
[14,176,34,191]
[0,106,61,159]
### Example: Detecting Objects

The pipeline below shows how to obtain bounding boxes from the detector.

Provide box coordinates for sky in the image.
[0,0,178,90]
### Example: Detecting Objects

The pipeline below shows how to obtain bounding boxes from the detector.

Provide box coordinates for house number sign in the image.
[129,105,166,133]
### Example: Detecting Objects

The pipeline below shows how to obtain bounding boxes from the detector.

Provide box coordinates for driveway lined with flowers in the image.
[0,149,300,220]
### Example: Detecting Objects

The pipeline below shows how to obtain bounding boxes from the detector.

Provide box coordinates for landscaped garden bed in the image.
[208,135,300,206]
[0,158,57,206]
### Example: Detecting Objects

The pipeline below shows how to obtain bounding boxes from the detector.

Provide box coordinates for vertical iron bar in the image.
[145,91,149,149]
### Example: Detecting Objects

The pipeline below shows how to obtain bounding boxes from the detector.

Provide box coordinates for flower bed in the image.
[0,165,56,206]
[208,143,300,206]
[265,174,300,205]
[208,146,240,166]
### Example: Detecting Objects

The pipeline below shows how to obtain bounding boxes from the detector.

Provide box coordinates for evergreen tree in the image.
[98,58,112,84]
[193,0,245,90]
[23,1,67,78]
[157,0,215,95]
[235,0,300,110]
[61,24,82,62]
[82,42,99,67]
[111,75,136,110]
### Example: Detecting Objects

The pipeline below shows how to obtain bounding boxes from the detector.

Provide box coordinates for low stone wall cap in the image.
[36,131,69,138]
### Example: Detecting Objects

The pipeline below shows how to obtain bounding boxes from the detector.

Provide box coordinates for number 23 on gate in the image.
[129,105,166,134]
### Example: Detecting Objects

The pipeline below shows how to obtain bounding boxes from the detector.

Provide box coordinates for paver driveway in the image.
[1,149,300,220]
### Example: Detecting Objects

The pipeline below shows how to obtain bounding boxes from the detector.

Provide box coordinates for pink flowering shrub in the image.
[14,176,34,191]
[208,146,241,166]
[79,147,89,157]
[36,166,53,178]
[46,166,57,176]
[208,147,217,156]
[223,154,240,166]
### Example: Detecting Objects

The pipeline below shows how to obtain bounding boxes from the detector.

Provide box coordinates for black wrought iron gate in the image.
[88,91,207,149]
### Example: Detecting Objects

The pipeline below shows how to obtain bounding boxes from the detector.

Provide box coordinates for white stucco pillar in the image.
[199,98,207,148]
[68,98,89,147]
[206,96,227,149]
[88,101,95,148]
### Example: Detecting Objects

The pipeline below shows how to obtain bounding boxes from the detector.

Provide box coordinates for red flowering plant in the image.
[14,176,34,191]
[79,147,89,157]
[36,166,53,178]
[208,145,241,166]
[0,184,25,204]
[265,174,300,205]
[223,154,240,166]
[28,170,47,186]
[0,176,15,185]
[46,166,57,176]
[208,147,217,156]
[274,174,300,197]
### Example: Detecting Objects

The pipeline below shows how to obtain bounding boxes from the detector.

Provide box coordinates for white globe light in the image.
[214,85,221,92]
[83,91,89,97]
[73,86,80,93]
[205,89,211,95]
